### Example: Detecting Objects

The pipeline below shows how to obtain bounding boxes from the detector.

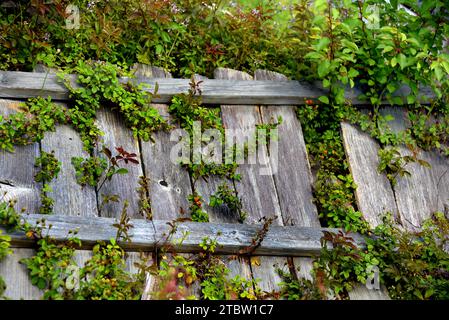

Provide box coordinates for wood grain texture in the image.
[95,108,144,218]
[254,70,322,292]
[0,99,41,213]
[189,74,237,223]
[0,248,43,300]
[134,65,198,299]
[341,121,398,227]
[137,66,192,220]
[215,68,288,293]
[40,106,98,217]
[348,284,390,300]
[379,107,449,230]
[3,215,365,256]
[0,99,42,300]
[0,71,434,105]
[254,70,319,227]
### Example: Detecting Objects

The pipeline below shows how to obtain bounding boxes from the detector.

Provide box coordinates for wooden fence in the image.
[0,65,447,300]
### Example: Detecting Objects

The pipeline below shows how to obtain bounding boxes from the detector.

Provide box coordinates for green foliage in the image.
[21,235,80,299]
[34,151,61,183]
[0,229,12,297]
[168,77,240,181]
[276,267,323,300]
[188,192,209,223]
[313,213,449,300]
[314,231,366,298]
[0,97,68,152]
[0,0,300,78]
[377,146,431,186]
[304,0,449,106]
[71,156,108,188]
[62,60,168,151]
[210,183,247,223]
[136,176,152,220]
[34,151,61,215]
[297,104,369,233]
[75,240,143,300]
[169,77,223,133]
[197,237,260,300]
[365,213,449,300]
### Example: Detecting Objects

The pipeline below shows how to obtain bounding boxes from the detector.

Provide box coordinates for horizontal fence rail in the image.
[1,214,365,256]
[0,71,434,105]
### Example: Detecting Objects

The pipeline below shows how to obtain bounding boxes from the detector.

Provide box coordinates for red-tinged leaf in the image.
[128,158,139,164]
[103,147,112,159]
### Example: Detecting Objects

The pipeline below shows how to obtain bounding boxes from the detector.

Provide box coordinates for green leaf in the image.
[348,68,359,78]
[318,96,329,104]
[315,37,331,52]
[115,168,129,175]
[317,60,331,78]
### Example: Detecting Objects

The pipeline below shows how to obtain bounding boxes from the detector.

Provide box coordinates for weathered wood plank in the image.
[348,284,390,300]
[137,66,192,221]
[253,70,322,293]
[189,74,237,223]
[0,248,43,299]
[341,121,399,227]
[40,114,98,218]
[255,70,320,227]
[2,214,365,256]
[379,107,449,230]
[214,68,282,291]
[0,99,41,213]
[0,99,42,300]
[0,71,434,105]
[134,65,199,299]
[95,109,144,218]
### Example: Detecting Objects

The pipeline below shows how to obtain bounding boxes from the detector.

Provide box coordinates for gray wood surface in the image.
[134,65,199,299]
[214,68,283,292]
[186,74,236,223]
[0,71,434,105]
[254,70,322,293]
[40,111,98,217]
[0,99,42,300]
[95,109,144,218]
[0,99,41,213]
[2,214,364,256]
[137,66,192,220]
[379,107,449,230]
[348,284,390,300]
[255,70,320,228]
[341,121,398,227]
[0,248,43,299]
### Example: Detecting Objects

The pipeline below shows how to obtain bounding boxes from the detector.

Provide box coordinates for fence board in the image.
[95,109,144,218]
[134,65,199,299]
[138,66,192,221]
[0,99,41,213]
[0,248,43,299]
[2,214,365,256]
[0,71,434,105]
[341,121,398,227]
[0,99,42,300]
[379,107,449,230]
[254,70,323,293]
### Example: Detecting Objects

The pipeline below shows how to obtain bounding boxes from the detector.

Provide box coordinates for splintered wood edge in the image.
[1,214,366,256]
[0,71,434,105]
